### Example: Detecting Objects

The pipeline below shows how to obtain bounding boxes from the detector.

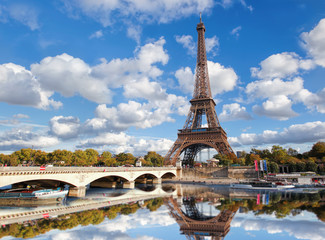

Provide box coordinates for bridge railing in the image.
[0,166,177,173]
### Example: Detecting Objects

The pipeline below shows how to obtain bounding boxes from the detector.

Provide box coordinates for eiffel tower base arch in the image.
[164,127,234,167]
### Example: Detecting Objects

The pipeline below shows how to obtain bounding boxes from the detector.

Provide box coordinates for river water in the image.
[0,184,325,240]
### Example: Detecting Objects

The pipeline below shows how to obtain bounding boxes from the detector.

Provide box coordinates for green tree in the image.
[72,150,87,166]
[85,149,99,166]
[245,153,261,166]
[34,150,48,165]
[11,148,35,165]
[287,147,299,156]
[49,149,74,166]
[296,162,306,172]
[309,142,325,159]
[99,151,116,166]
[268,162,279,173]
[115,153,136,166]
[271,145,288,164]
[144,151,164,167]
[306,161,318,172]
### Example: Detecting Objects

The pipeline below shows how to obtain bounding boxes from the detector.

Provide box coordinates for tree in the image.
[309,142,325,159]
[11,148,35,165]
[48,149,73,166]
[144,151,164,167]
[99,151,116,166]
[34,150,48,165]
[287,147,299,157]
[271,145,288,164]
[268,162,279,173]
[72,150,87,166]
[251,148,271,159]
[85,149,99,166]
[306,161,318,172]
[9,154,19,166]
[115,153,136,166]
[245,154,261,166]
[296,162,306,172]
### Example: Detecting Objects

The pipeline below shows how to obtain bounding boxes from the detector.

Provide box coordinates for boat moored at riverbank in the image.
[0,187,68,206]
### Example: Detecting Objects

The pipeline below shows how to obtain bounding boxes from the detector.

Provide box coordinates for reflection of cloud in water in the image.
[50,229,159,240]
[31,206,174,240]
[233,217,325,240]
[99,206,175,233]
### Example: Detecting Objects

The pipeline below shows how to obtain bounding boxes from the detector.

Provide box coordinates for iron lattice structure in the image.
[164,17,234,167]
[166,197,237,240]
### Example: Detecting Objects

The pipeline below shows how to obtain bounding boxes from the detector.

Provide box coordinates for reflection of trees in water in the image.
[219,190,325,222]
[0,198,164,239]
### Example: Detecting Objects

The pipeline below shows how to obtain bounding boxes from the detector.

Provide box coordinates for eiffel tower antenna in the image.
[164,15,234,167]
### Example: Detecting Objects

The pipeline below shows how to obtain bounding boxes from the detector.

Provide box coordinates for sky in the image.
[0,0,325,157]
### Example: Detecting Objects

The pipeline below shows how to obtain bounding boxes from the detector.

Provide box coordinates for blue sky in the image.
[0,0,325,156]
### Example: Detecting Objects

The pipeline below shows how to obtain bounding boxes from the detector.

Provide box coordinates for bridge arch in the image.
[0,174,79,188]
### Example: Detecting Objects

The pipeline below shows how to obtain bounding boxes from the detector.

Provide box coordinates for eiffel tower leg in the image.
[164,137,189,166]
[182,145,200,167]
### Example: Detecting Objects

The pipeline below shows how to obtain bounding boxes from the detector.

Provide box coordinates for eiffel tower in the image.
[165,15,234,167]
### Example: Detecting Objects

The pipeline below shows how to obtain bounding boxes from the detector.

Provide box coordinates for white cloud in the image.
[93,95,188,132]
[219,103,252,122]
[246,77,304,99]
[175,61,237,97]
[230,26,242,38]
[13,114,29,119]
[233,217,325,240]
[6,4,40,30]
[175,35,195,55]
[126,24,142,44]
[218,0,253,11]
[294,88,325,113]
[49,116,81,139]
[253,95,298,121]
[91,37,168,90]
[31,53,113,104]
[0,63,62,110]
[205,36,219,55]
[175,67,195,94]
[301,18,325,67]
[229,121,325,147]
[176,35,219,55]
[250,52,315,79]
[208,61,238,96]
[62,0,215,27]
[78,132,131,149]
[77,131,174,155]
[0,127,59,151]
[89,30,103,39]
[123,77,167,100]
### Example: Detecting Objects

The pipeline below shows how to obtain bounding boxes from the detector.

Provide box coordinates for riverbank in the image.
[166,177,239,185]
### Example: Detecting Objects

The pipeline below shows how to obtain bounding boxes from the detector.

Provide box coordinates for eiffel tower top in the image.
[193,14,212,100]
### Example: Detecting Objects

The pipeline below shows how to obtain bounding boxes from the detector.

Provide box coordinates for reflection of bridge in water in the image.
[0,183,306,228]
[0,185,178,225]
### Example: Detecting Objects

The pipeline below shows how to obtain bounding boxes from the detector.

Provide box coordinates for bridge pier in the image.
[177,167,182,179]
[123,181,135,189]
[68,186,86,197]
[152,178,162,184]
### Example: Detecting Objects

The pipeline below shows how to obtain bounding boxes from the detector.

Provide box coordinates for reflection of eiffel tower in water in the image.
[166,197,237,240]
[164,15,234,167]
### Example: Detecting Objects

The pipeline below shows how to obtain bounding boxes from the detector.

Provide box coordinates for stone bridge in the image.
[0,166,181,197]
